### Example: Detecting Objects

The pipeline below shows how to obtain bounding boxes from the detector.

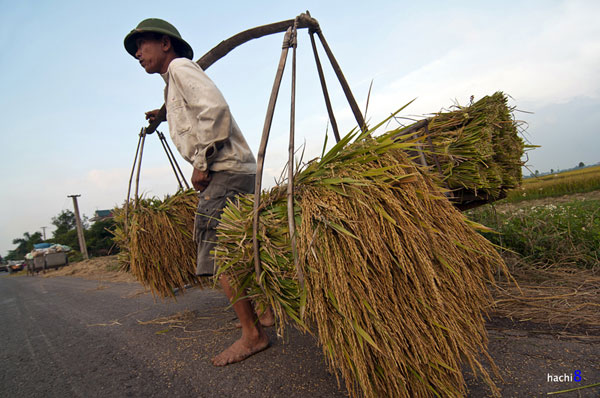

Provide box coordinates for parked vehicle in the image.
[7,260,25,273]
[0,263,9,272]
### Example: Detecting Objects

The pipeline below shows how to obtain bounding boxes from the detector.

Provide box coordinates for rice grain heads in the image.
[402,92,526,202]
[112,190,199,298]
[215,125,507,397]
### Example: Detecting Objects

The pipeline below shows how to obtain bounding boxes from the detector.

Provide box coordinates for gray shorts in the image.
[194,172,255,276]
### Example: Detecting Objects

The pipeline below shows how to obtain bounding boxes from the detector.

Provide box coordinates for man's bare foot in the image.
[211,333,269,366]
[234,307,275,328]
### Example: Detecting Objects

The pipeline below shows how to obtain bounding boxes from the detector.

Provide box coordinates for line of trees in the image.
[528,161,590,178]
[4,210,117,261]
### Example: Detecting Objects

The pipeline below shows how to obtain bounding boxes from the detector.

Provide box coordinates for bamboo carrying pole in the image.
[124,127,145,233]
[134,129,147,208]
[309,32,341,143]
[143,12,366,135]
[252,27,293,285]
[156,131,189,190]
[125,127,191,234]
[287,19,304,287]
[192,13,366,285]
[144,13,321,135]
[250,17,368,283]
[307,11,367,133]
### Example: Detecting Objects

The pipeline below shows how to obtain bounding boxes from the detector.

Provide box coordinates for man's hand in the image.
[145,109,161,123]
[192,168,212,192]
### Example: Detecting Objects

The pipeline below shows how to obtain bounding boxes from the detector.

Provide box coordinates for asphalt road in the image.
[1,275,598,397]
[1,275,346,398]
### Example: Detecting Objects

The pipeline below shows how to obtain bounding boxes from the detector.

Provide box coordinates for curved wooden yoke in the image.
[145,12,366,136]
[143,11,367,289]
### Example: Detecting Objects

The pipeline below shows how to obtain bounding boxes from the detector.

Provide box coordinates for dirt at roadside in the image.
[42,255,138,284]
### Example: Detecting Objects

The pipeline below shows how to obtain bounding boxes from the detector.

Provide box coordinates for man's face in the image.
[135,34,169,74]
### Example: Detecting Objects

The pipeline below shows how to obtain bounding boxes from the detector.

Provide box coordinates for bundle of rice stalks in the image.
[112,189,199,298]
[401,92,526,204]
[215,120,508,397]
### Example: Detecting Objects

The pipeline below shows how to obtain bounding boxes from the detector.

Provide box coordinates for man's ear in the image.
[161,35,172,52]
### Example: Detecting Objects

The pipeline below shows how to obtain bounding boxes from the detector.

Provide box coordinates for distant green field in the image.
[467,198,600,268]
[469,165,600,268]
[505,165,600,202]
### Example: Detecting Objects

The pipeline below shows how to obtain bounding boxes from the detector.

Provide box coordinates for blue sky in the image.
[1,0,599,257]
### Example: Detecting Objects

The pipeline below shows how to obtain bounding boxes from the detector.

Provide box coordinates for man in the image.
[124,18,271,366]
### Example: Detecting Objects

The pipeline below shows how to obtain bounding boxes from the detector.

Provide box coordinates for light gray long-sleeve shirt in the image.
[161,58,256,174]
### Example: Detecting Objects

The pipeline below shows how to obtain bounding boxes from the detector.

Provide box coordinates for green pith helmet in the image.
[124,18,194,60]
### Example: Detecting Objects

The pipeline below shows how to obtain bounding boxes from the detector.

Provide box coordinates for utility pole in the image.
[68,194,89,260]
[40,226,47,240]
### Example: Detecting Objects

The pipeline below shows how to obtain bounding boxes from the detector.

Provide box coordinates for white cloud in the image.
[362,0,600,121]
